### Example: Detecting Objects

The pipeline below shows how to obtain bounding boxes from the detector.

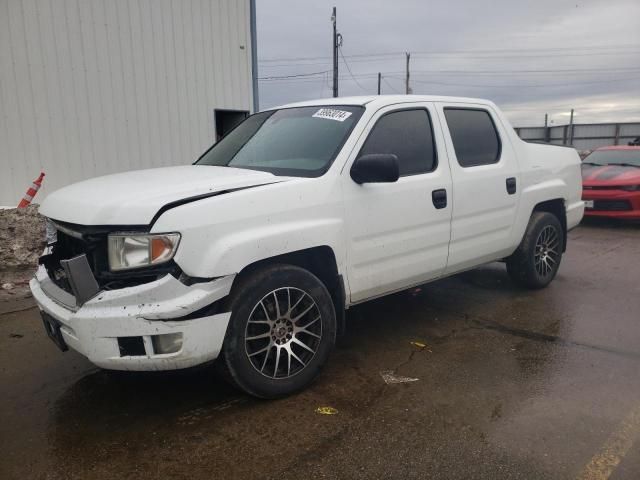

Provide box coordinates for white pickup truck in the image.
[31,95,584,398]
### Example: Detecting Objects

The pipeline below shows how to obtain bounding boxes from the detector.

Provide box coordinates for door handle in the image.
[432,189,447,209]
[506,177,517,195]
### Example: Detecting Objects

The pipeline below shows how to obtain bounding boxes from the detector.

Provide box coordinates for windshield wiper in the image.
[607,162,640,168]
[582,162,603,166]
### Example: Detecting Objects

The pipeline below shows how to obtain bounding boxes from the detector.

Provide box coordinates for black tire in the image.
[506,212,564,289]
[221,264,336,398]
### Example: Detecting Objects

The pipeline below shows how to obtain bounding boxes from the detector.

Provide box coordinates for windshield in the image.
[196,105,364,177]
[583,149,640,167]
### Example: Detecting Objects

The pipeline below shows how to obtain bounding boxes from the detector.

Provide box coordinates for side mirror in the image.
[350,154,400,184]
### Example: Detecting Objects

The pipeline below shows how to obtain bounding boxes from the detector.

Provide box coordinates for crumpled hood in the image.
[40,166,289,225]
[582,164,640,186]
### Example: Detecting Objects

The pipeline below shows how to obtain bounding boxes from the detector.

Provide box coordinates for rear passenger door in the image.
[342,103,452,303]
[437,103,521,274]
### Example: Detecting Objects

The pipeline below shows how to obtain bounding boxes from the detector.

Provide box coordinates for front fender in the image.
[186,218,345,277]
[151,177,346,278]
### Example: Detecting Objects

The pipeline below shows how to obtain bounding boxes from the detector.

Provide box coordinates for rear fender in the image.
[511,178,568,250]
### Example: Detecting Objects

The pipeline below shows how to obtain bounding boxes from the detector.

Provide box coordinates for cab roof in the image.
[274,94,495,110]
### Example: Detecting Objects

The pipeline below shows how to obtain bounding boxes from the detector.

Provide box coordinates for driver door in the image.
[341,103,453,303]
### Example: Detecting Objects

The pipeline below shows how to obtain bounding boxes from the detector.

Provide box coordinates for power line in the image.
[503,106,640,112]
[259,44,640,64]
[319,71,328,98]
[258,66,640,79]
[258,70,330,80]
[260,63,640,73]
[260,48,640,67]
[382,77,401,94]
[259,77,328,84]
[411,67,640,75]
[258,64,640,80]
[259,72,640,88]
[260,49,640,64]
[259,70,640,84]
[393,75,640,88]
[339,46,369,93]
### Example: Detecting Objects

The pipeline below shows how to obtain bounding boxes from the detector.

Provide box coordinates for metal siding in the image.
[250,0,259,111]
[0,0,253,206]
[574,124,616,138]
[515,122,640,150]
[571,138,612,151]
[620,124,640,137]
[549,126,565,141]
[0,0,16,201]
[517,127,545,140]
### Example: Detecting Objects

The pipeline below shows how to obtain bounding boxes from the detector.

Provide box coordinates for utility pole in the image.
[568,108,575,145]
[331,7,339,98]
[405,52,411,94]
[544,114,550,143]
[377,72,382,95]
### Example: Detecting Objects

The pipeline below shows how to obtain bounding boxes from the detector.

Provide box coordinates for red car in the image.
[581,146,640,219]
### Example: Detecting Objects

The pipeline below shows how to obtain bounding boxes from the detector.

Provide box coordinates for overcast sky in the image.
[256,0,640,126]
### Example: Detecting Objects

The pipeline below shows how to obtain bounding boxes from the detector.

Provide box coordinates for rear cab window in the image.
[359,108,437,176]
[444,108,501,167]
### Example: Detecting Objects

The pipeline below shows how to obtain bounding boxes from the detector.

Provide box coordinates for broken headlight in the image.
[45,218,58,245]
[108,233,180,271]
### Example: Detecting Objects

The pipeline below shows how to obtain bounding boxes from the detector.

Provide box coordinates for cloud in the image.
[256,0,640,126]
[502,92,640,126]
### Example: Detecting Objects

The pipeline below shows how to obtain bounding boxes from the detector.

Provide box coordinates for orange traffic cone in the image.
[17,172,45,208]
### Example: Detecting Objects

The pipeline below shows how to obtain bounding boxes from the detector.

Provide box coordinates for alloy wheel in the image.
[534,225,560,277]
[244,287,322,379]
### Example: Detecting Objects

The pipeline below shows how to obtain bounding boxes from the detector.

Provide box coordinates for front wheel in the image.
[221,264,336,398]
[506,212,564,289]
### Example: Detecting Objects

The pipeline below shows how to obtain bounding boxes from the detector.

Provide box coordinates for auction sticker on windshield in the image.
[312,108,353,122]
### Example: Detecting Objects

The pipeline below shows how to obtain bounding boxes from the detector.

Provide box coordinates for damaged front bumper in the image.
[29,265,234,371]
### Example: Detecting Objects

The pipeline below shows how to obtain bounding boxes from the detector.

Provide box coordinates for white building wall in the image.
[0,0,254,206]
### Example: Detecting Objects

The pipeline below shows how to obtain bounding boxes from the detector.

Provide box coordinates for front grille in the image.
[56,231,105,270]
[40,221,180,294]
[592,200,632,211]
[42,228,107,294]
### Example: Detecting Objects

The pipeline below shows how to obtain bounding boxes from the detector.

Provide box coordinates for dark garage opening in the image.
[215,109,249,141]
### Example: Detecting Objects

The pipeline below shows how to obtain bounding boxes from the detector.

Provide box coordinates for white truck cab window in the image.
[359,108,437,176]
[196,105,364,177]
[444,108,501,167]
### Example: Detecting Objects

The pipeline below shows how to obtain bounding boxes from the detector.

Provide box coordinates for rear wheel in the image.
[507,212,564,289]
[221,264,336,398]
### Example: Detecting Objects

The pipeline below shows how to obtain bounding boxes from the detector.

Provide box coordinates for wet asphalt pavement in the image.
[1,219,640,480]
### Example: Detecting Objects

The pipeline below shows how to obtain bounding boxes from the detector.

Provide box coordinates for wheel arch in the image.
[532,198,567,251]
[229,246,347,335]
